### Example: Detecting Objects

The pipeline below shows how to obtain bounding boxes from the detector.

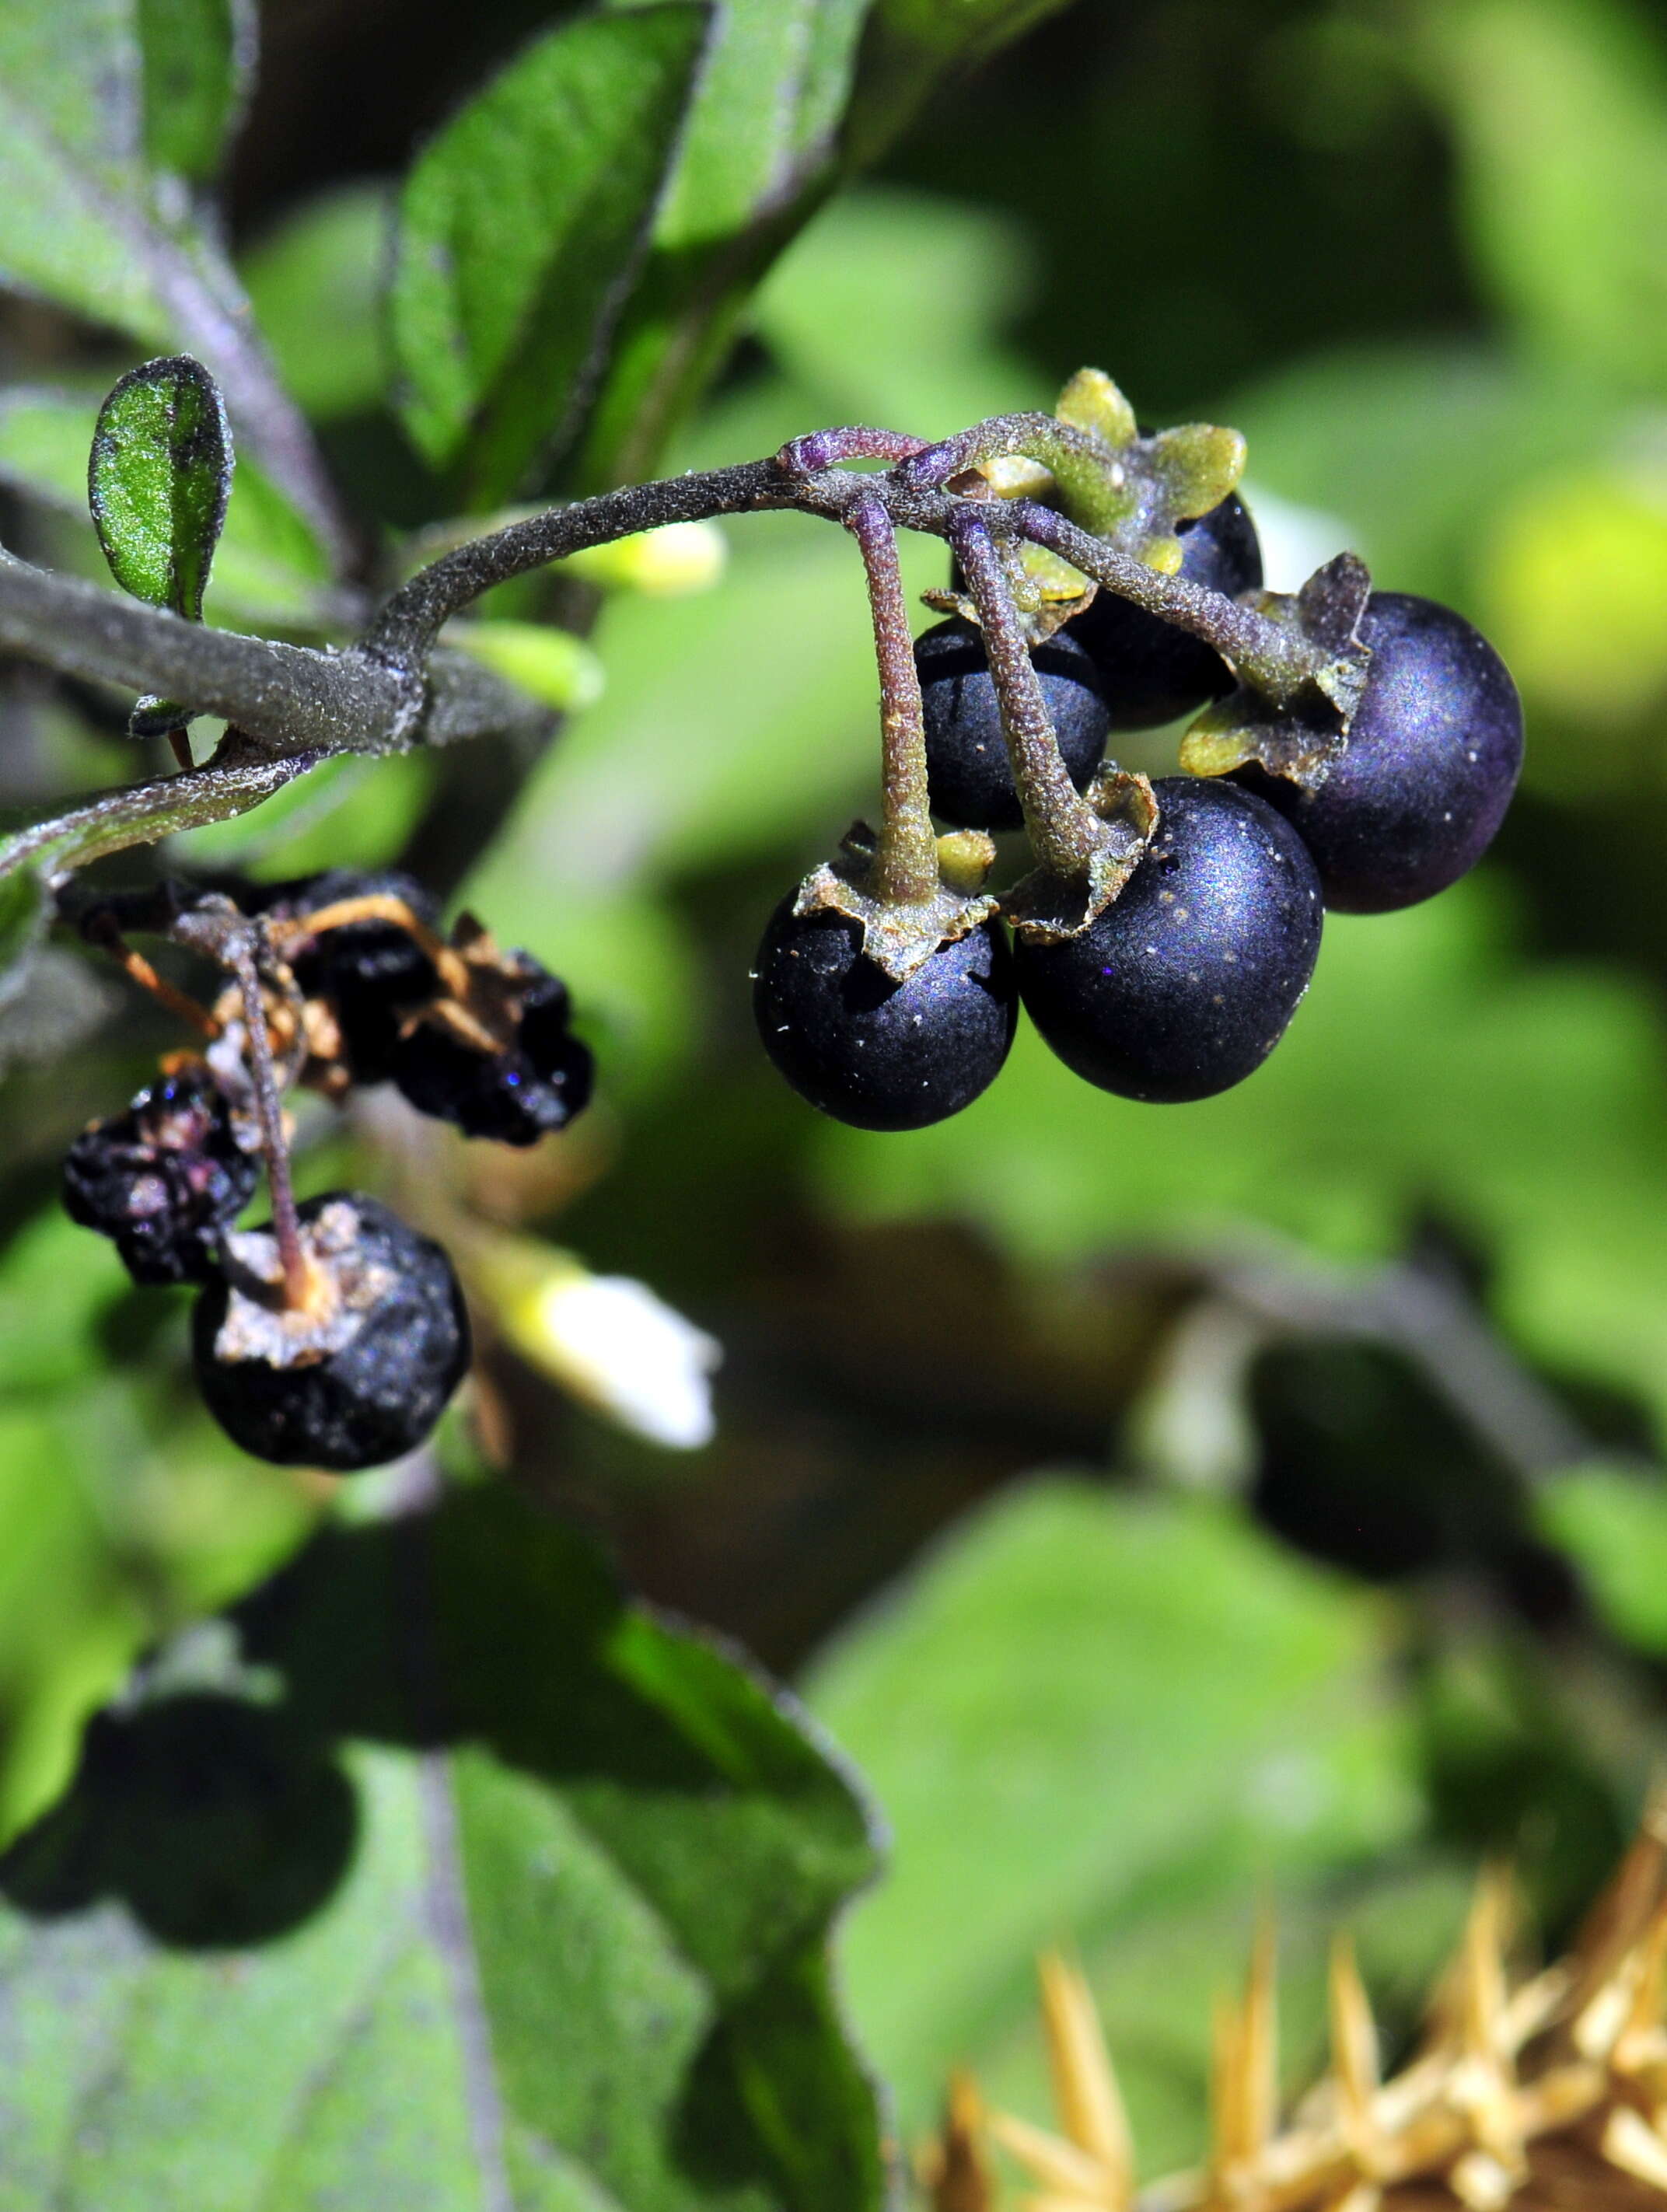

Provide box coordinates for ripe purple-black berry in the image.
[192,1191,470,1470]
[916,617,1110,830]
[753,898,1016,1130]
[393,964,594,1144]
[1013,777,1322,1103]
[1233,592,1523,913]
[1068,493,1263,729]
[62,1064,258,1284]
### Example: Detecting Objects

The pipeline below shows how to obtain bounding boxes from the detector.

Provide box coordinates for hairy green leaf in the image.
[0,1483,887,2210]
[576,0,869,487]
[239,183,390,424]
[0,387,330,628]
[0,751,323,896]
[1536,1465,1667,1654]
[390,5,708,504]
[89,354,232,619]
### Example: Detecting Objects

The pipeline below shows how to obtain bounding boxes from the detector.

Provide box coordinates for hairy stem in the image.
[952,517,1105,879]
[846,498,939,907]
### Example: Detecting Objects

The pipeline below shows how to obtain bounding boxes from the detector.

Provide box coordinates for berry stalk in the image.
[951,517,1109,880]
[231,936,310,1312]
[846,497,941,909]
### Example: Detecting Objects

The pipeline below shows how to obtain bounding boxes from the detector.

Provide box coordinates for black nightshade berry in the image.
[62,1065,258,1284]
[1068,492,1263,729]
[393,966,595,1145]
[258,868,441,1080]
[1233,592,1523,914]
[1013,777,1322,1103]
[753,896,1017,1130]
[192,1192,470,1471]
[915,617,1110,830]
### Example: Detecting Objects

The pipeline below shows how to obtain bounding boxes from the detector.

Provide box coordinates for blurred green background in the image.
[5,0,1667,2195]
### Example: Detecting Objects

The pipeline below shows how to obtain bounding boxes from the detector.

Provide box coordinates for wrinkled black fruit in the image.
[62,1066,258,1284]
[259,868,441,1080]
[915,617,1110,830]
[393,967,594,1145]
[1014,777,1322,1103]
[753,896,1016,1130]
[1068,492,1263,729]
[1235,592,1523,913]
[193,1192,470,1471]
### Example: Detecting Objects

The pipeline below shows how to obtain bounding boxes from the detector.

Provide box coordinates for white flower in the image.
[528,1272,722,1449]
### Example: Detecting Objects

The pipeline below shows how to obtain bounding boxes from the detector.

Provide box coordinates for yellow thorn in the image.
[1602,2105,1667,2193]
[1568,1786,1667,2018]
[1458,1865,1511,2066]
[1038,1954,1134,2198]
[1327,1934,1379,2158]
[1617,1894,1667,2064]
[989,2109,1116,2201]
[1211,1911,1279,2174]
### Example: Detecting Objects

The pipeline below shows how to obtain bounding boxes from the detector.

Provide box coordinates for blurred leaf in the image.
[575,0,870,487]
[1479,463,1667,727]
[806,1479,1419,2143]
[1412,0,1667,391]
[751,188,1045,438]
[177,750,437,879]
[843,0,1076,166]
[0,386,331,628]
[453,620,606,713]
[0,873,48,1005]
[0,2,246,346]
[1536,1466,1667,1655]
[239,183,390,425]
[819,882,1667,1445]
[89,354,232,620]
[0,1482,887,2210]
[390,4,708,504]
[137,0,253,183]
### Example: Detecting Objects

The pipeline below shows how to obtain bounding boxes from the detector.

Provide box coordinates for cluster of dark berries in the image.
[755,487,1522,1129]
[63,872,594,1472]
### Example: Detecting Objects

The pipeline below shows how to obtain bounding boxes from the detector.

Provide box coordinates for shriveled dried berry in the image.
[192,1192,470,1470]
[62,1065,259,1284]
[393,962,594,1145]
[257,868,441,1080]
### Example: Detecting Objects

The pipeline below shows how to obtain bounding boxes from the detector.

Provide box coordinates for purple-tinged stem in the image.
[778,427,932,473]
[846,498,940,907]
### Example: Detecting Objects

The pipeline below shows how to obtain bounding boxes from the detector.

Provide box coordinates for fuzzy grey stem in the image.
[1013,502,1316,700]
[847,498,939,906]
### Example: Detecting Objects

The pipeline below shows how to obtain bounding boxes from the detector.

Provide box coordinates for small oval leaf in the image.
[88,354,232,621]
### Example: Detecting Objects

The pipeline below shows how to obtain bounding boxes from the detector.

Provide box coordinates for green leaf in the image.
[1535,1465,1667,1654]
[389,5,708,504]
[806,1480,1423,2150]
[0,386,330,628]
[0,874,48,1005]
[137,0,253,182]
[1412,0,1667,393]
[89,354,232,620]
[0,1482,887,2210]
[842,0,1077,166]
[239,183,390,425]
[575,0,869,487]
[0,1,243,344]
